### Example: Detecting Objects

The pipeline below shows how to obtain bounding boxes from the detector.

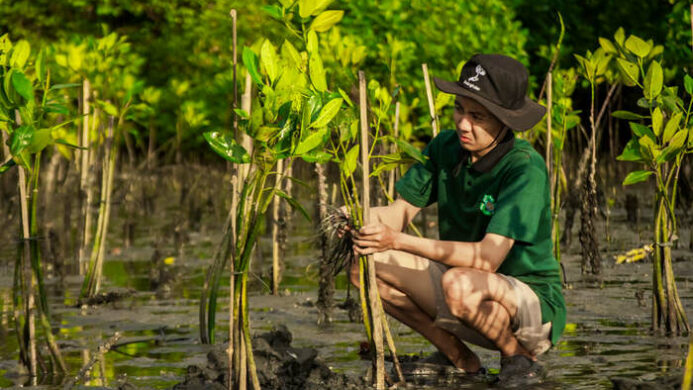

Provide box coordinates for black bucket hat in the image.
[433,54,545,131]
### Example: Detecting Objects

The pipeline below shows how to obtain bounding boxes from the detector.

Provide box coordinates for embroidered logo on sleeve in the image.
[480,194,495,216]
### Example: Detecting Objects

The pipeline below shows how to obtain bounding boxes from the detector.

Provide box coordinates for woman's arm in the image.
[364,198,422,232]
[352,224,514,272]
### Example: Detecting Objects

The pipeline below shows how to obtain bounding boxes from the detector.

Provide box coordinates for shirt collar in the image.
[455,130,515,175]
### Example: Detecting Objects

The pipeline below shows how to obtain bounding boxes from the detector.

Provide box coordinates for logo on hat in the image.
[463,65,486,91]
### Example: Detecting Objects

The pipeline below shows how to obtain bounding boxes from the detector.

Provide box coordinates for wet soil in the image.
[0,167,691,389]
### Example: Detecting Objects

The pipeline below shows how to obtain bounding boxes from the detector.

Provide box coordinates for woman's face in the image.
[453,96,507,162]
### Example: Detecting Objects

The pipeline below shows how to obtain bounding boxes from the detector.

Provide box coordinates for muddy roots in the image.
[318,205,356,277]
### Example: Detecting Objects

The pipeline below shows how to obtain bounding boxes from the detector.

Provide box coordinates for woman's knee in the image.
[441,268,478,318]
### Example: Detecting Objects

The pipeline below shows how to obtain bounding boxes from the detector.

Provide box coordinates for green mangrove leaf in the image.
[99,100,118,117]
[343,144,359,177]
[310,10,344,32]
[281,40,302,69]
[662,112,682,143]
[0,158,16,174]
[261,39,280,84]
[612,110,646,120]
[311,98,342,128]
[648,45,664,59]
[574,54,594,80]
[261,5,283,19]
[312,0,334,15]
[622,170,653,186]
[630,122,654,140]
[67,45,84,71]
[614,28,626,47]
[298,0,316,18]
[616,58,639,85]
[10,125,33,155]
[9,40,30,68]
[243,47,263,85]
[644,61,663,100]
[338,88,354,107]
[203,131,250,163]
[593,51,611,76]
[27,128,52,154]
[306,30,319,55]
[684,74,693,96]
[434,92,454,111]
[657,129,687,163]
[254,126,275,142]
[35,49,46,83]
[54,138,85,149]
[390,137,426,165]
[638,135,659,160]
[49,83,81,91]
[234,108,249,119]
[274,189,311,222]
[295,126,328,155]
[309,53,327,92]
[598,38,617,54]
[11,71,33,102]
[625,35,651,58]
[300,150,332,163]
[651,107,663,137]
[371,161,400,178]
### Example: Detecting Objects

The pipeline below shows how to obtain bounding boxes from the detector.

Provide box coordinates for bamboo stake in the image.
[422,64,439,137]
[79,79,92,275]
[271,158,284,295]
[359,70,385,389]
[228,10,238,389]
[240,73,253,182]
[232,9,239,134]
[387,102,400,201]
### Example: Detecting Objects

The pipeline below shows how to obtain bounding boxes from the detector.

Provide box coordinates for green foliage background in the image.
[0,0,691,158]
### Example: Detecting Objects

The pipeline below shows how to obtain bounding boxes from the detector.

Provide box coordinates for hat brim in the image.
[433,77,546,132]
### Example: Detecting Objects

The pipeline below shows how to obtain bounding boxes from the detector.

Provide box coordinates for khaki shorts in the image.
[429,262,552,356]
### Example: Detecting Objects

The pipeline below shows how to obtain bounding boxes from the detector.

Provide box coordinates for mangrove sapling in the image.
[601,31,691,334]
[532,68,581,265]
[1,37,71,376]
[200,4,347,387]
[574,46,621,275]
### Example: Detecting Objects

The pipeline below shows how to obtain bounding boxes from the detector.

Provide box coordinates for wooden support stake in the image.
[387,102,400,201]
[422,63,439,137]
[229,10,238,390]
[271,158,284,295]
[231,9,238,134]
[359,71,385,389]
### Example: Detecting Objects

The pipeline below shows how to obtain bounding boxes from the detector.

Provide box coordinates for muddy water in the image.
[0,171,691,389]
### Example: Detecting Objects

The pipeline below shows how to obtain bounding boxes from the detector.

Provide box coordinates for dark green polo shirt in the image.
[395,129,566,345]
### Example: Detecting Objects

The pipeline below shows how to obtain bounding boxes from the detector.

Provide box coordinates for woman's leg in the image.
[349,250,482,371]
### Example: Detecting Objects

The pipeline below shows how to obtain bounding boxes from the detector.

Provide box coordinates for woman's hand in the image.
[352,223,400,255]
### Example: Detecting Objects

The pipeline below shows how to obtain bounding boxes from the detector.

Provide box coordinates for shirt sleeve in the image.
[485,160,551,244]
[394,139,438,208]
